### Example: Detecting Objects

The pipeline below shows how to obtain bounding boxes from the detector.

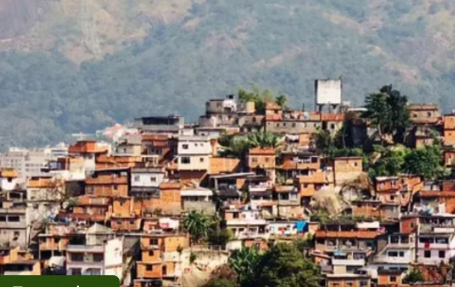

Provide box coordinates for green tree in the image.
[208,215,233,248]
[362,85,410,145]
[246,130,282,148]
[314,129,336,157]
[218,134,250,158]
[183,211,210,245]
[403,268,424,284]
[403,144,447,180]
[229,247,259,286]
[275,95,288,109]
[251,243,320,287]
[208,228,233,248]
[238,87,274,114]
[368,145,408,179]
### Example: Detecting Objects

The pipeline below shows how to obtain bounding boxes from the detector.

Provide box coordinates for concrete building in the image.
[176,136,211,171]
[0,147,55,184]
[134,116,184,134]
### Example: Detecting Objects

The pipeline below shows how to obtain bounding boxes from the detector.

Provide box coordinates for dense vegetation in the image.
[2,0,455,148]
[205,243,320,287]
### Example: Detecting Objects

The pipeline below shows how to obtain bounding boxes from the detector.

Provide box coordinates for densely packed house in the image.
[2,80,455,287]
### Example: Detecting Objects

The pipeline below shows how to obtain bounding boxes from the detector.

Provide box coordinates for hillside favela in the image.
[0,79,454,287]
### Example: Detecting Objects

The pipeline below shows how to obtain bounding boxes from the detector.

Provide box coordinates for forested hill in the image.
[1,0,455,148]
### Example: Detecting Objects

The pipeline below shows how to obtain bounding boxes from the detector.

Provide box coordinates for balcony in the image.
[374,255,411,264]
[0,221,27,229]
[67,261,104,268]
[85,176,127,185]
[4,271,34,275]
[0,208,26,214]
[236,232,270,240]
[332,259,365,266]
[67,245,104,253]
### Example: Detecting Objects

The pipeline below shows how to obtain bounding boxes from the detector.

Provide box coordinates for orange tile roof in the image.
[420,191,455,197]
[249,147,275,155]
[160,182,181,189]
[27,177,56,188]
[0,169,17,178]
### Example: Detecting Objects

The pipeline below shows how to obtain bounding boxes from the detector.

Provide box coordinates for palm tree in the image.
[246,130,282,148]
[275,95,288,109]
[229,247,259,285]
[183,211,209,245]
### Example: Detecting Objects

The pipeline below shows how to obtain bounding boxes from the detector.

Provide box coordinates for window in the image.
[93,254,104,262]
[71,253,84,262]
[436,238,448,244]
[354,162,358,167]
[439,250,446,258]
[233,213,239,219]
[200,157,204,163]
[134,175,140,182]
[72,268,82,276]
[54,238,60,243]
[0,216,6,222]
[424,250,431,258]
[181,157,191,164]
[150,238,159,245]
[410,222,415,228]
[388,251,398,257]
[252,157,258,163]
[360,281,368,287]
[149,250,154,257]
[265,157,270,163]
[399,251,404,257]
[8,216,20,222]
[182,144,189,150]
[390,276,397,282]
[150,177,156,182]
[130,219,135,225]
[428,112,432,117]
[146,265,153,271]
[113,185,118,190]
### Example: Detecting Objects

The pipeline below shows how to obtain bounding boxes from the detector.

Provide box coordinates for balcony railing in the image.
[67,245,104,252]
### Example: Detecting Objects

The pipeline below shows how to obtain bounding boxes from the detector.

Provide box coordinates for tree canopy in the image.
[362,85,410,144]
[250,243,320,287]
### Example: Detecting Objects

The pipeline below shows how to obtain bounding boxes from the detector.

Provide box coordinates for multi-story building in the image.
[223,204,268,239]
[135,233,189,287]
[85,168,130,197]
[66,224,115,276]
[0,147,57,184]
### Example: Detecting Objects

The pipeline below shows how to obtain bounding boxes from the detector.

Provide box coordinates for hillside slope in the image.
[1,0,455,148]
